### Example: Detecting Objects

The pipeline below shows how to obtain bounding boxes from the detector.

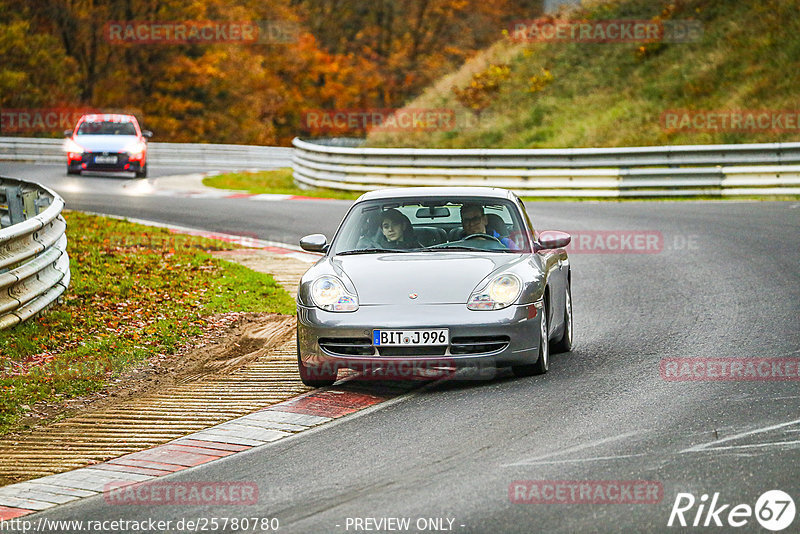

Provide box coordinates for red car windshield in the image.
[77,121,137,135]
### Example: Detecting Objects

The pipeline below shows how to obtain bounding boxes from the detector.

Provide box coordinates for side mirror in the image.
[536,230,571,251]
[142,130,153,138]
[63,130,73,137]
[300,234,328,253]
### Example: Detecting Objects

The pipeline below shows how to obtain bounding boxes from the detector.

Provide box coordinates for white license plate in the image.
[94,155,118,164]
[373,329,449,346]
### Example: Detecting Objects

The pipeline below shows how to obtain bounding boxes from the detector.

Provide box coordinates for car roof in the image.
[356,187,516,202]
[79,114,137,123]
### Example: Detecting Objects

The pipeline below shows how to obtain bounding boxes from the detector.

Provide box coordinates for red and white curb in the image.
[0,388,392,519]
[0,213,389,518]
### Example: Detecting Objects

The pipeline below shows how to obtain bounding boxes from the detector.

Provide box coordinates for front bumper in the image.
[297,301,544,373]
[69,152,144,173]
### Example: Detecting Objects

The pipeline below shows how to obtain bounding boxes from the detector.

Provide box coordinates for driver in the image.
[459,203,518,250]
[460,203,489,236]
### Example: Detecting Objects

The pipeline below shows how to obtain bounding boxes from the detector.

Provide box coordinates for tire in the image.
[297,338,337,387]
[67,165,80,175]
[551,279,573,354]
[135,164,148,178]
[512,299,549,377]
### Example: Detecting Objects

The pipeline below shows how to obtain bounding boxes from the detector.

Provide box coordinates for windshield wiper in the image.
[337,248,406,255]
[424,245,483,251]
[424,245,519,253]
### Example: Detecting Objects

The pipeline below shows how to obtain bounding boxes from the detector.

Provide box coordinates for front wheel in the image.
[512,301,549,377]
[297,339,337,387]
[551,280,573,353]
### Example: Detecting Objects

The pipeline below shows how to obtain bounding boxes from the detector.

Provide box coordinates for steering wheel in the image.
[462,233,505,245]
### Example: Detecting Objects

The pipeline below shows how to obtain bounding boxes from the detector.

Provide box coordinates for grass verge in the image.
[203,168,361,200]
[0,211,295,435]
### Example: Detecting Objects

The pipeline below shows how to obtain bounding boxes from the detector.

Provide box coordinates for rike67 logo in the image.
[668,490,796,531]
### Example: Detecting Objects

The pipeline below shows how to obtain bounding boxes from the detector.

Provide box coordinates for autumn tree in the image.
[452,63,511,117]
[0,16,81,108]
[292,0,544,107]
[1,0,545,143]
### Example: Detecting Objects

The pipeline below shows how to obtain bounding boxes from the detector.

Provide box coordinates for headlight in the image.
[125,141,146,157]
[310,276,358,312]
[63,139,84,154]
[468,274,521,310]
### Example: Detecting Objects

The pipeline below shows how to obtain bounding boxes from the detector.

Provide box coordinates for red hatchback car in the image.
[64,114,152,178]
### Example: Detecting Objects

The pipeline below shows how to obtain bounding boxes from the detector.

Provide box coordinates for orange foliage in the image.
[1,0,544,144]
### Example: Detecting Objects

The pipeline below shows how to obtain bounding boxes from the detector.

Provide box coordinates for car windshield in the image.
[77,121,137,135]
[331,197,531,255]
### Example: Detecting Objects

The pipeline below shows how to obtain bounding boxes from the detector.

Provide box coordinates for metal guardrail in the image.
[292,138,800,197]
[0,137,293,169]
[0,177,69,330]
[4,136,798,196]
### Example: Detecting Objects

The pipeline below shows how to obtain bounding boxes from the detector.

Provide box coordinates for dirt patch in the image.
[7,312,296,438]
[192,313,296,376]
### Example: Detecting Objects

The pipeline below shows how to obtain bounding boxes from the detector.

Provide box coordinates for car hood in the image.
[73,135,141,153]
[331,253,524,305]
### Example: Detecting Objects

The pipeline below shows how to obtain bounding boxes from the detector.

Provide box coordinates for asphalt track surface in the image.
[2,162,799,533]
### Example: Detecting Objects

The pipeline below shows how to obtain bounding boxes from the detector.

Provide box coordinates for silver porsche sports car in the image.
[296,187,573,387]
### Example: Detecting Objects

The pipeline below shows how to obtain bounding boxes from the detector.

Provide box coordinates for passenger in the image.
[376,209,421,249]
[459,203,518,250]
